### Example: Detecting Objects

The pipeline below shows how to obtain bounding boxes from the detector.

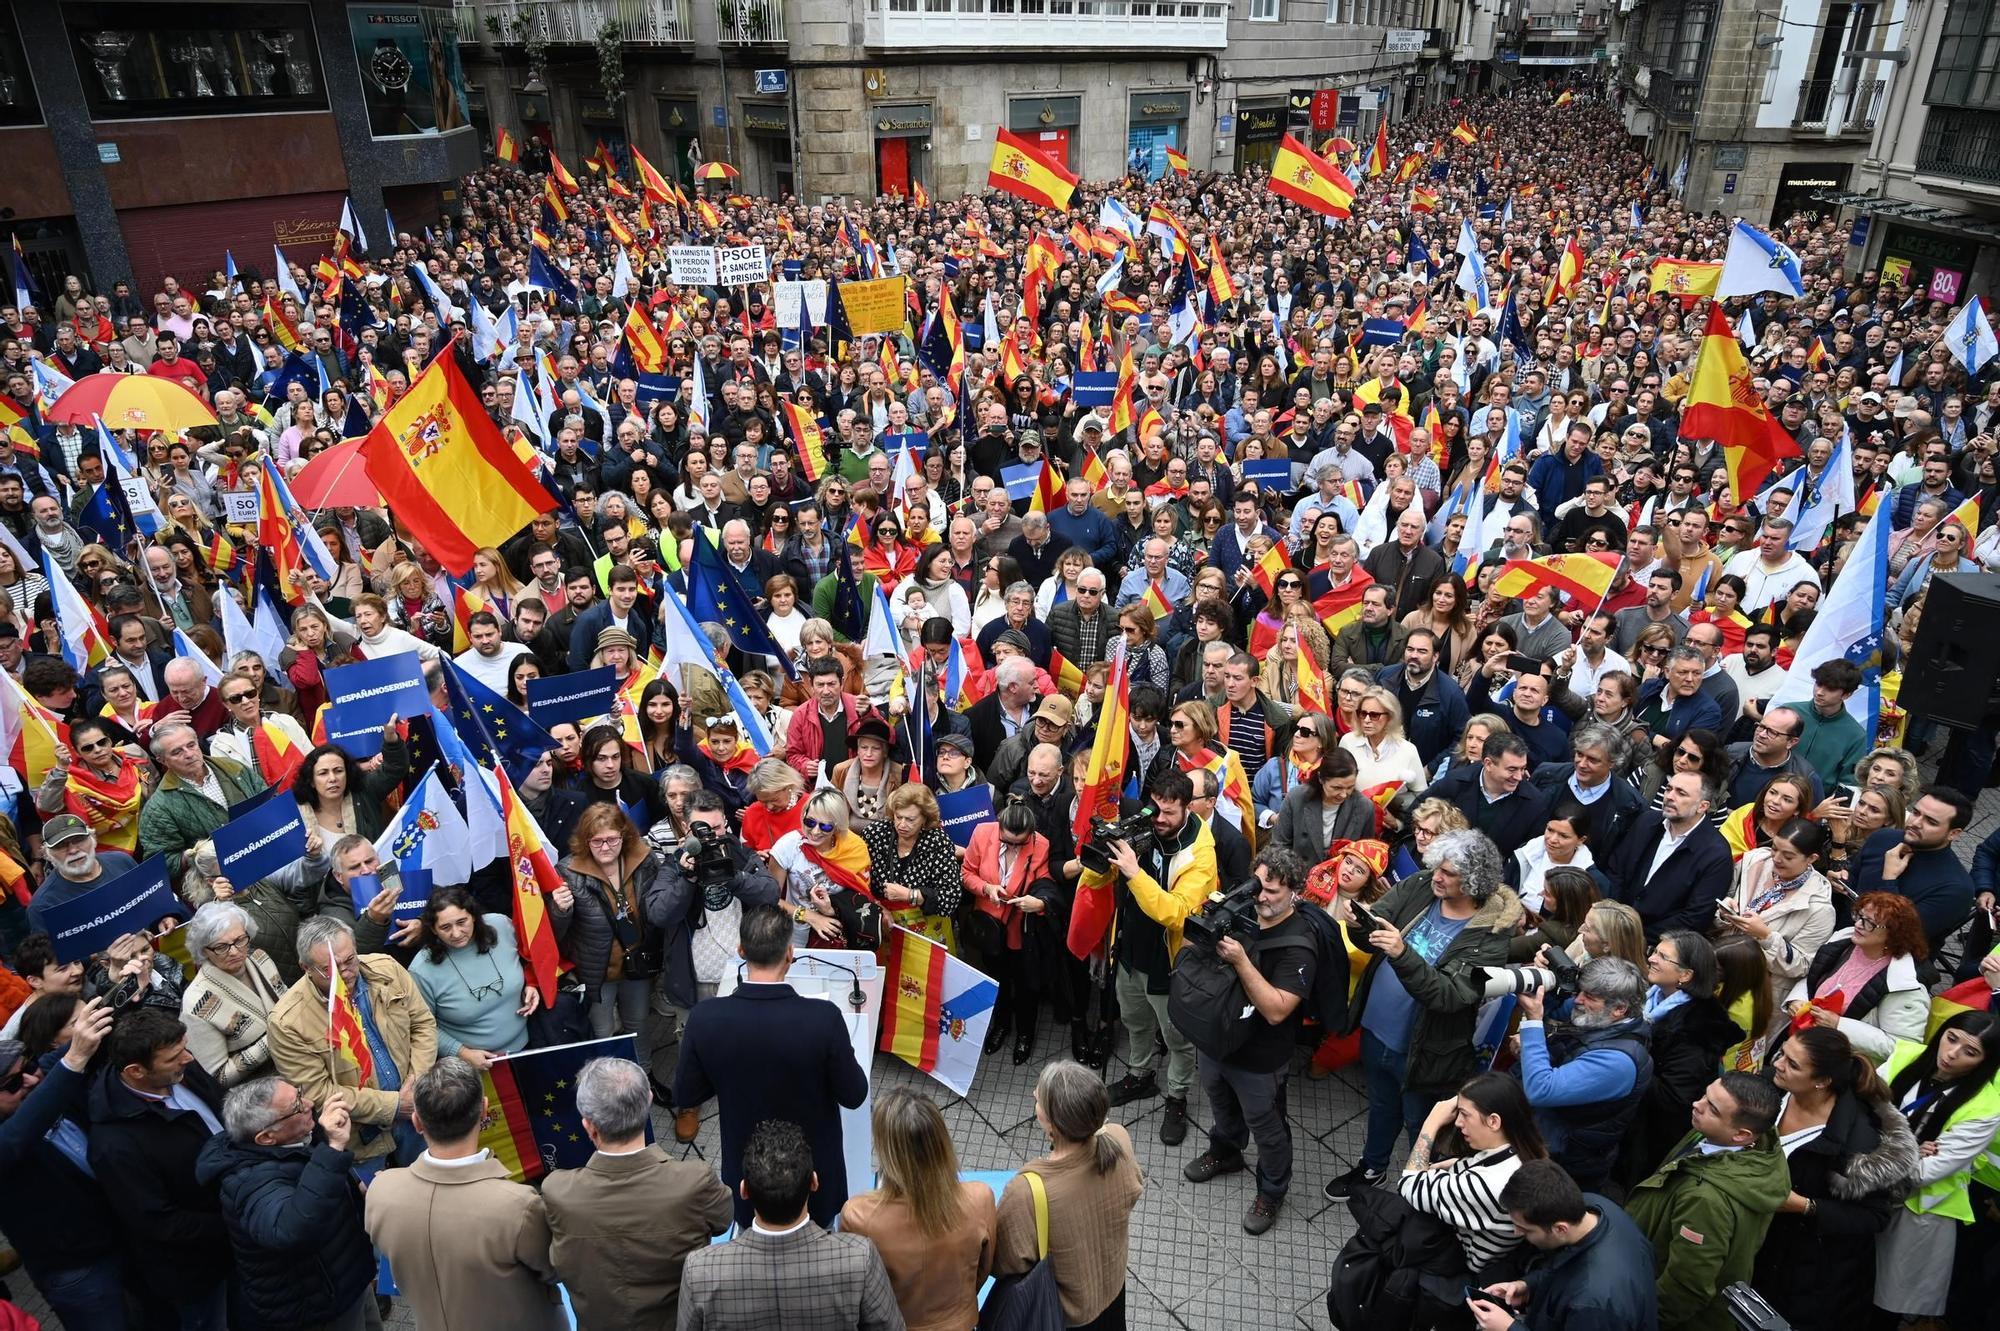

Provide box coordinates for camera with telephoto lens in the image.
[1477,948,1584,1001]
[681,822,738,893]
[1180,880,1263,956]
[1076,806,1158,876]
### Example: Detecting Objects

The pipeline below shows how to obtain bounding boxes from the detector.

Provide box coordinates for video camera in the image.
[1181,880,1263,956]
[1476,948,1584,1002]
[1076,805,1158,876]
[681,822,739,894]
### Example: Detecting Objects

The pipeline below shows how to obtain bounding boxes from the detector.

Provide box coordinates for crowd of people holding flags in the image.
[0,81,1999,1331]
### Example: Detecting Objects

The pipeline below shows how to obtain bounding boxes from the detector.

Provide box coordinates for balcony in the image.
[461,0,694,45]
[1918,107,2000,185]
[863,0,1228,50]
[718,0,787,43]
[1793,77,1883,134]
[1642,68,1696,123]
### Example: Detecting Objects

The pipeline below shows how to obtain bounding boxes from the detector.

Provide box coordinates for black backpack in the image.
[1168,929,1318,1060]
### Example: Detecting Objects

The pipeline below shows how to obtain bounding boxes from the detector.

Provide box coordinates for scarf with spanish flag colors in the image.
[62,757,147,853]
[803,829,874,901]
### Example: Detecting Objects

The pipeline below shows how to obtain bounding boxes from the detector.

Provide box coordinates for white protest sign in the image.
[668,245,718,286]
[773,281,802,329]
[803,278,829,325]
[221,490,261,524]
[716,244,770,287]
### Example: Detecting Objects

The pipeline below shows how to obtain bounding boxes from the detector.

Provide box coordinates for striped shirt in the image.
[1395,1146,1525,1272]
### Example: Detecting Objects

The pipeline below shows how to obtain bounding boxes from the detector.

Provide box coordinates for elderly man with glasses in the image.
[27,814,139,936]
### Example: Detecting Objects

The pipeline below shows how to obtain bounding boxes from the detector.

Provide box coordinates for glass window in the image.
[65,2,324,118]
[348,5,473,137]
[1672,0,1712,79]
[1250,0,1280,19]
[0,7,38,127]
[1927,0,2000,110]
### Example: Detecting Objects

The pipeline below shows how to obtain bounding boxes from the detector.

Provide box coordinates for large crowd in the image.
[0,85,1997,1331]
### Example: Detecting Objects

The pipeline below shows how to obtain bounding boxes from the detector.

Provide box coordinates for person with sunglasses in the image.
[207,673,312,793]
[38,715,152,855]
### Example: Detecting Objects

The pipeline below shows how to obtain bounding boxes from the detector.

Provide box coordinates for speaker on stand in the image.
[1897,572,2000,731]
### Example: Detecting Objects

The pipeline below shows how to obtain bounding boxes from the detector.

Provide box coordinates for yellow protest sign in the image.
[838,277,909,335]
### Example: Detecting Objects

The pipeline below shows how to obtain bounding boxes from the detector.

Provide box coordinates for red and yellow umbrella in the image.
[46,376,218,432]
[694,161,739,181]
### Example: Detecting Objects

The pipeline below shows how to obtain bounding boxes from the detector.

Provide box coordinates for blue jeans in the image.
[1358,1030,1432,1172]
[31,1256,131,1331]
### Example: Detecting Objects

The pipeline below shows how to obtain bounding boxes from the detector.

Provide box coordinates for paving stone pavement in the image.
[12,782,2000,1330]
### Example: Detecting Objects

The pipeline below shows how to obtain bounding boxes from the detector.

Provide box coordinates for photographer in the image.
[645,790,781,1118]
[1181,847,1320,1236]
[1091,769,1218,1149]
[1512,957,1653,1196]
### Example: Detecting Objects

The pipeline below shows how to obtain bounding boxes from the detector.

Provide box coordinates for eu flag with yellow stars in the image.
[482,1034,647,1181]
[440,657,556,785]
[688,530,797,678]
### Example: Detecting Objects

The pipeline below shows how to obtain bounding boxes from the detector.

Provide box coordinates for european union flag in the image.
[264,351,318,409]
[527,246,577,306]
[688,530,797,678]
[485,1034,646,1181]
[80,480,138,551]
[439,658,557,784]
[831,545,865,642]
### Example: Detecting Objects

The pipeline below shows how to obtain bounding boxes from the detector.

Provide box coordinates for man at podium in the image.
[674,903,872,1229]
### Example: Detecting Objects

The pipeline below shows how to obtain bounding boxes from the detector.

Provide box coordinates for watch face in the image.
[370,43,412,90]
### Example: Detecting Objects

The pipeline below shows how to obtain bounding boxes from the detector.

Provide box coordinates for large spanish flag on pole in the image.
[987,129,1079,212]
[1680,303,1801,505]
[1068,652,1131,959]
[494,762,566,1006]
[1649,258,1723,298]
[362,338,555,576]
[1267,134,1356,219]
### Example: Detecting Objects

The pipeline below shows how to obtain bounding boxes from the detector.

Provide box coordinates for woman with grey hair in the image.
[180,900,287,1086]
[1325,826,1524,1198]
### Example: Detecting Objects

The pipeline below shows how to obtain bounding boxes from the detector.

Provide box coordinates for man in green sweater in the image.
[1779,658,1869,791]
[1623,1071,1791,1331]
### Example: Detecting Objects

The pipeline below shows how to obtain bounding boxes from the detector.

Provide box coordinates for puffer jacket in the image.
[558,849,669,988]
[194,1136,377,1330]
[1752,1090,1918,1331]
[137,754,266,878]
[1346,871,1526,1097]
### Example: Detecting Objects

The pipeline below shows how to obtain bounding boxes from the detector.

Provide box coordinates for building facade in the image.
[453,0,1449,203]
[1,0,479,299]
[1613,0,1904,224]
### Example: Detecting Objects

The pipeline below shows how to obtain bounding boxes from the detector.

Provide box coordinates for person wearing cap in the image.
[927,731,985,798]
[829,716,906,823]
[989,694,1075,803]
[28,814,140,937]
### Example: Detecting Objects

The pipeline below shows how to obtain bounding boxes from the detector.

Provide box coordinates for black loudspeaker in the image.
[1899,572,2000,730]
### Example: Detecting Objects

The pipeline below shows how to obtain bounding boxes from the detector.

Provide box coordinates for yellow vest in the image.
[1882,1039,2000,1222]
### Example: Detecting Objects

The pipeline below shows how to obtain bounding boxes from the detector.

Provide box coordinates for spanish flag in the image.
[1411,187,1439,213]
[605,175,635,200]
[1554,89,1576,108]
[1549,234,1586,301]
[549,152,580,194]
[450,585,491,654]
[782,399,830,482]
[1142,581,1173,619]
[361,338,556,576]
[1250,539,1291,599]
[633,147,676,204]
[1451,120,1479,146]
[1207,244,1238,305]
[1489,552,1622,606]
[1030,459,1064,515]
[1268,134,1356,219]
[1649,258,1723,298]
[497,762,567,1005]
[988,128,1079,211]
[0,672,67,789]
[1109,343,1138,437]
[1396,151,1423,184]
[1294,625,1332,716]
[495,127,519,163]
[325,958,376,1086]
[262,297,302,351]
[1068,652,1130,957]
[1681,303,1800,505]
[1947,493,1983,541]
[1049,647,1086,697]
[1928,972,1997,1038]
[541,177,569,224]
[1079,447,1108,489]
[622,302,667,374]
[1164,146,1189,175]
[606,211,635,247]
[1315,576,1373,637]
[1366,119,1390,177]
[256,464,312,605]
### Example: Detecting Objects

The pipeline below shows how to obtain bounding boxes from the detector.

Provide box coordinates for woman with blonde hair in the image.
[379,559,451,650]
[841,1088,998,1331]
[1168,699,1254,833]
[1340,686,1428,793]
[466,546,526,619]
[992,1061,1144,1331]
[1562,899,1647,970]
[767,790,875,948]
[859,783,963,949]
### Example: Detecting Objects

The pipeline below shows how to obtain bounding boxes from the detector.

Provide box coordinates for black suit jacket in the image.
[672,982,869,1228]
[1603,808,1733,938]
[964,691,1027,774]
[1429,764,1551,858]
[1206,814,1251,887]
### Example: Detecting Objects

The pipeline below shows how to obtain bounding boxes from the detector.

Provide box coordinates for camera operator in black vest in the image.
[1511,956,1654,1196]
[1179,846,1321,1236]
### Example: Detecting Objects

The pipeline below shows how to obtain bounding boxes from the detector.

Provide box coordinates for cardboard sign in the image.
[716,244,770,287]
[221,490,262,524]
[211,790,309,890]
[43,856,183,964]
[669,245,719,286]
[838,277,910,335]
[936,786,994,849]
[321,651,427,759]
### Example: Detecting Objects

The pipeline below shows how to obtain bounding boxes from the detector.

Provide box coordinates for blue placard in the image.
[1071,371,1119,407]
[880,431,927,459]
[937,785,995,849]
[1000,463,1041,502]
[322,652,428,759]
[1239,459,1293,494]
[346,870,428,925]
[42,855,183,964]
[211,791,308,890]
[527,666,618,728]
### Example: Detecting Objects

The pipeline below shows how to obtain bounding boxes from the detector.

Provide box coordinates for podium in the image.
[717,947,883,1199]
